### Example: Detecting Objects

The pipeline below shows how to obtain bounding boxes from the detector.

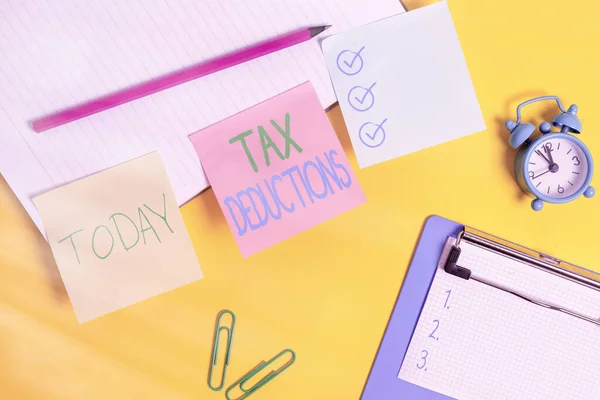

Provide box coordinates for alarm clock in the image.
[505,95,595,211]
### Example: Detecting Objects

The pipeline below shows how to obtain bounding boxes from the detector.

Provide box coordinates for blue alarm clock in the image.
[506,96,594,211]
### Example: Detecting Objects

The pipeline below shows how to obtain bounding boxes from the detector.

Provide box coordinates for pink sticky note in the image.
[189,82,366,257]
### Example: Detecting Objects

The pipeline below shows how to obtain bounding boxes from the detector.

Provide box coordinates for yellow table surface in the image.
[2,0,600,398]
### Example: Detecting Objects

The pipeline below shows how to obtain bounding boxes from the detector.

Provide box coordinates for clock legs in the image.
[584,186,595,198]
[531,199,544,211]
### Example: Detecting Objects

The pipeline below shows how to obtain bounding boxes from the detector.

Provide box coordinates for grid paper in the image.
[0,0,403,234]
[398,238,600,400]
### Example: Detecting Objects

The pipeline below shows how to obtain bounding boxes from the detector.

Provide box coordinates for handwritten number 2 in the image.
[417,350,428,369]
[429,320,440,340]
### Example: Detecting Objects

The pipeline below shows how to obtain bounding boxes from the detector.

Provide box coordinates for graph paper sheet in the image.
[398,238,600,400]
[0,0,403,234]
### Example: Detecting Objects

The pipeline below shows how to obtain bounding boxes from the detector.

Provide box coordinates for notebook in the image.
[0,0,404,234]
[398,227,600,400]
[322,1,485,168]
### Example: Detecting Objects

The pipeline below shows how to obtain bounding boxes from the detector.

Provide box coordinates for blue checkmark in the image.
[359,118,388,148]
[336,46,365,76]
[348,82,376,112]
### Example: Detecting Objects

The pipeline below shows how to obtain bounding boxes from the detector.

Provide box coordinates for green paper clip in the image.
[225,349,296,400]
[208,310,236,391]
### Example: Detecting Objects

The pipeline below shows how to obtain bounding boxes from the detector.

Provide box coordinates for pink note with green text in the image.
[189,82,366,257]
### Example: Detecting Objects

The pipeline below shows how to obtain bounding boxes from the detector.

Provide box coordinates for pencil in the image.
[32,25,331,133]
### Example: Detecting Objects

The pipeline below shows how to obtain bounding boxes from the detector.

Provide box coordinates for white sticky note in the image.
[323,1,485,168]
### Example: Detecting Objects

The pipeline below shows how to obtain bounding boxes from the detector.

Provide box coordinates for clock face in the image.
[526,136,590,199]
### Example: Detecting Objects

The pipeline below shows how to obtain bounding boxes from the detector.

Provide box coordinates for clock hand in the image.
[535,149,552,166]
[544,144,555,165]
[533,169,551,180]
[542,143,561,174]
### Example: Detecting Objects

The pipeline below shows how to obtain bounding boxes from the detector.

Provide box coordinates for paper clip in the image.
[225,349,296,400]
[208,310,236,391]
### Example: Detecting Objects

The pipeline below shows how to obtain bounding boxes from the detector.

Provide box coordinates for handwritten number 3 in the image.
[417,350,428,369]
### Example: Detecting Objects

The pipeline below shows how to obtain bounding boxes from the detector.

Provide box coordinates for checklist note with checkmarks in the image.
[323,1,485,168]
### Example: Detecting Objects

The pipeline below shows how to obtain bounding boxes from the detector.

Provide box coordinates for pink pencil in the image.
[32,25,330,133]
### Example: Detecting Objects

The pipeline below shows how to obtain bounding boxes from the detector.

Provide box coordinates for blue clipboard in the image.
[362,215,462,399]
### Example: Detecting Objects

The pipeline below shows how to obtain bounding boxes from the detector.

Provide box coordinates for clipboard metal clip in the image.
[225,349,296,400]
[208,309,236,391]
[445,226,600,327]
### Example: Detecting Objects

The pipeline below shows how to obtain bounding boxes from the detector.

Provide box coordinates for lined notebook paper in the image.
[0,0,403,233]
[398,239,600,400]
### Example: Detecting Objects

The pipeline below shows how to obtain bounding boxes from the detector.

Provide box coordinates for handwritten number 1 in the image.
[417,350,428,369]
[444,289,451,309]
